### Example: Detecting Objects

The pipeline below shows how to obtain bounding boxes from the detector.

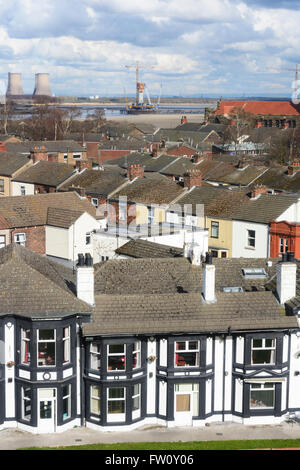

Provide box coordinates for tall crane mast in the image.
[125,61,155,105]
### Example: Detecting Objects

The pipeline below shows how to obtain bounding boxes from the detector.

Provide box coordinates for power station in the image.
[5,72,53,98]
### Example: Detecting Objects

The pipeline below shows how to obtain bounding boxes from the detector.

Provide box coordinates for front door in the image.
[38,388,56,433]
[174,383,199,426]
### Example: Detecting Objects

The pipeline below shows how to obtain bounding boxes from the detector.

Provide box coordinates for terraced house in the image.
[0,243,300,433]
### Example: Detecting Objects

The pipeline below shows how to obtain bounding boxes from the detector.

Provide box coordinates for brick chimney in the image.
[255,121,263,128]
[127,163,144,181]
[30,145,48,163]
[0,141,6,152]
[76,253,94,305]
[288,161,300,176]
[76,159,92,171]
[47,153,58,162]
[250,184,268,199]
[192,152,202,163]
[184,169,202,190]
[181,116,187,125]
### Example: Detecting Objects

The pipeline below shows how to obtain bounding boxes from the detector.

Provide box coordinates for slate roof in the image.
[103,152,153,169]
[0,244,92,318]
[115,239,183,258]
[203,162,268,186]
[109,173,184,205]
[0,192,96,228]
[58,166,127,196]
[0,152,30,176]
[254,167,300,193]
[160,157,196,177]
[155,129,216,145]
[143,154,178,173]
[84,291,296,335]
[12,161,75,186]
[6,140,85,154]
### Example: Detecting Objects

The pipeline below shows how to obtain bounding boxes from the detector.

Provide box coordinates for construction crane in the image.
[125,61,156,105]
[280,64,299,103]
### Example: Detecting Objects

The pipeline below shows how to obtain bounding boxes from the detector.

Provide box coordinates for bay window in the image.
[251,338,276,365]
[175,340,199,367]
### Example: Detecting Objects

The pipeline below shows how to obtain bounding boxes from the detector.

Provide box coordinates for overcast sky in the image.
[1,0,300,97]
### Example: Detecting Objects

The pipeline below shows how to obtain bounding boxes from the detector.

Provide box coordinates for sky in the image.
[1,0,300,97]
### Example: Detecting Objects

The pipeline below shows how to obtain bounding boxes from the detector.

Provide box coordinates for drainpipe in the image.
[222,333,226,422]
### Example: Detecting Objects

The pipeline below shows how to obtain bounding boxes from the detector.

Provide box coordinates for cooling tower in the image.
[33,73,52,96]
[6,73,24,96]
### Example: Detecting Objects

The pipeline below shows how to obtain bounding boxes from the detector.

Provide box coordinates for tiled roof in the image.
[254,167,300,193]
[6,140,85,154]
[58,167,127,196]
[0,192,96,228]
[83,290,296,335]
[93,256,279,296]
[109,173,184,205]
[0,152,30,176]
[46,207,84,228]
[12,161,75,186]
[103,152,153,169]
[0,244,92,318]
[160,157,196,177]
[215,100,300,116]
[115,239,183,258]
[203,162,268,186]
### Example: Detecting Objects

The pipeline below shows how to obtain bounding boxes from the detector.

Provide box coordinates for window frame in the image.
[14,232,26,247]
[132,341,141,370]
[90,384,101,416]
[0,178,4,193]
[37,328,56,367]
[251,338,276,366]
[107,344,126,372]
[279,237,289,253]
[249,382,276,410]
[211,221,219,238]
[0,234,5,248]
[21,328,31,365]
[21,386,32,421]
[90,342,101,371]
[174,340,200,368]
[107,386,126,421]
[62,384,71,420]
[63,326,71,364]
[132,383,141,419]
[247,229,256,248]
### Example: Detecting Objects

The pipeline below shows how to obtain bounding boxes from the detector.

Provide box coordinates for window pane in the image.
[188,341,198,350]
[252,339,262,348]
[176,342,186,351]
[176,352,199,367]
[108,356,125,370]
[38,342,55,366]
[108,400,125,414]
[109,344,125,354]
[91,398,101,415]
[132,396,140,411]
[250,386,275,408]
[39,329,55,340]
[109,388,124,399]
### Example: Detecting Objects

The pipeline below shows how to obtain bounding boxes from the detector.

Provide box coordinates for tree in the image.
[0,100,15,135]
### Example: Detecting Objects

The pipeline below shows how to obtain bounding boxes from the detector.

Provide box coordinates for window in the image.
[37,329,56,367]
[221,251,227,258]
[22,386,31,421]
[86,232,91,245]
[242,267,267,278]
[91,198,98,208]
[119,203,127,221]
[0,235,5,248]
[20,185,26,196]
[107,387,125,415]
[0,179,4,192]
[90,342,101,370]
[64,154,68,160]
[251,338,276,365]
[14,233,26,247]
[250,382,275,409]
[90,385,101,415]
[132,383,141,418]
[132,341,141,369]
[247,230,256,248]
[73,154,81,159]
[175,340,199,367]
[21,328,30,365]
[107,344,126,371]
[62,384,71,420]
[280,238,289,253]
[211,250,218,258]
[211,221,219,238]
[63,327,70,364]
[148,206,155,224]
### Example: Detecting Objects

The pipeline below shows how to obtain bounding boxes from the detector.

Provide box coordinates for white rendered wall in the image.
[288,332,300,410]
[71,213,100,262]
[232,221,269,258]
[4,322,15,419]
[12,182,34,196]
[146,339,157,415]
[46,226,69,259]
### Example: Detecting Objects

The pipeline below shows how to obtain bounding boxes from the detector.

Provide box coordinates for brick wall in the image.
[11,226,45,254]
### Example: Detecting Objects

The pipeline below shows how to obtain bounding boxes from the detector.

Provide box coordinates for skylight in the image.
[223,286,243,293]
[242,268,267,278]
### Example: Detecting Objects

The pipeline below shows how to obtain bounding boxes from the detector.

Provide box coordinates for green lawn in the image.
[20,439,300,450]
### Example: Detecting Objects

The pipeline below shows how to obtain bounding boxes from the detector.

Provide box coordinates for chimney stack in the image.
[202,252,216,303]
[181,116,187,125]
[288,161,300,176]
[30,145,48,163]
[76,253,94,305]
[250,184,268,199]
[276,251,297,305]
[184,169,202,190]
[127,164,144,181]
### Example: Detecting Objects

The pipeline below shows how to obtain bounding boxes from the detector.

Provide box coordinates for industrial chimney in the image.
[32,73,53,97]
[6,73,24,96]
